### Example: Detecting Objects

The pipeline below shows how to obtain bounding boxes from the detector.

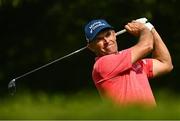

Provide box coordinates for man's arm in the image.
[125,21,153,64]
[151,28,173,77]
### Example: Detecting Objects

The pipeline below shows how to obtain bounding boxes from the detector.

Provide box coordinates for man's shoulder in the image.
[119,48,131,54]
[96,48,131,62]
[94,48,132,69]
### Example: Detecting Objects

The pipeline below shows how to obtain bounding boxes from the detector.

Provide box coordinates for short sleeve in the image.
[141,59,153,78]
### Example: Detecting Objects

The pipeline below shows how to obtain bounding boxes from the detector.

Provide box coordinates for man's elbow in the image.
[169,63,174,72]
[165,63,173,73]
[148,44,153,52]
[146,43,154,54]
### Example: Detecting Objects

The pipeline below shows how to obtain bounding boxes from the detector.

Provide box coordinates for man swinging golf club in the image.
[84,19,173,107]
[7,18,141,95]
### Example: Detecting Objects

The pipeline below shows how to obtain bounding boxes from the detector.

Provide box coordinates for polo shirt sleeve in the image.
[141,59,153,78]
[95,48,132,79]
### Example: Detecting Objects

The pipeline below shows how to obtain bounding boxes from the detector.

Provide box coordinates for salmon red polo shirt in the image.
[92,48,156,106]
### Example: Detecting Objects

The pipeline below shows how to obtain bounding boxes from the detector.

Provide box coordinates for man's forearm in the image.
[151,28,173,69]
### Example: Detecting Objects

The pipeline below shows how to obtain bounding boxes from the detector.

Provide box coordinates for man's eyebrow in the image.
[94,36,103,40]
[95,31,110,39]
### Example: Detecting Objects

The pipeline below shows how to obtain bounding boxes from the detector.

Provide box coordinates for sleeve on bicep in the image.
[97,48,132,78]
[142,59,153,78]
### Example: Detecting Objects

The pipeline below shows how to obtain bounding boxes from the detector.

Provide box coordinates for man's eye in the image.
[94,37,102,41]
[105,31,111,37]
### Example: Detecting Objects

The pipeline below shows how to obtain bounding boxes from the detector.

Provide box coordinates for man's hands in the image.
[125,21,148,36]
[124,18,154,37]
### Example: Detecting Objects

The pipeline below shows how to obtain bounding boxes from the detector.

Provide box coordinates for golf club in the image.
[8,17,148,95]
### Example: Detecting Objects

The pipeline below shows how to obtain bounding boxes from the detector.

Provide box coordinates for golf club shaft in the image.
[13,46,87,81]
[115,29,126,36]
[12,29,126,81]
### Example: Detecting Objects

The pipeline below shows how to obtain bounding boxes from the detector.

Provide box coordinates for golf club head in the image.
[8,79,16,95]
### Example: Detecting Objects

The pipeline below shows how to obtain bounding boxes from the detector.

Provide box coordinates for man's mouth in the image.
[105,44,114,49]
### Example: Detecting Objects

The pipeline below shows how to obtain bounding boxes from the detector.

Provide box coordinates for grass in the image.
[0,90,180,120]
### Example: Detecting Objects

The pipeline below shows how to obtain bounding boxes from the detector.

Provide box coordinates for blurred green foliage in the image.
[0,0,179,95]
[0,90,180,119]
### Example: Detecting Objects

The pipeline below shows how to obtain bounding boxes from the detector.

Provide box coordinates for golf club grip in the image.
[115,29,126,36]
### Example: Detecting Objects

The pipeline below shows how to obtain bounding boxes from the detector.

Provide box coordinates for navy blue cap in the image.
[84,19,113,43]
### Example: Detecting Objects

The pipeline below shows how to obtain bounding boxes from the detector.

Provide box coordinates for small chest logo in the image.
[132,63,142,73]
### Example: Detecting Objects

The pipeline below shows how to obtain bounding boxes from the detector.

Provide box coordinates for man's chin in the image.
[105,50,117,55]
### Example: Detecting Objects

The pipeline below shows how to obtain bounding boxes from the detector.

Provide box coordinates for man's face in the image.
[88,29,118,56]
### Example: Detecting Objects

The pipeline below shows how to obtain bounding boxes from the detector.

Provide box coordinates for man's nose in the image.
[103,37,110,43]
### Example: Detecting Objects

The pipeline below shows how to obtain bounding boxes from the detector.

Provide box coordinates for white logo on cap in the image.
[89,21,105,34]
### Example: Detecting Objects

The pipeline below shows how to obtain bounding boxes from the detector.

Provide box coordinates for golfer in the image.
[84,19,173,107]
